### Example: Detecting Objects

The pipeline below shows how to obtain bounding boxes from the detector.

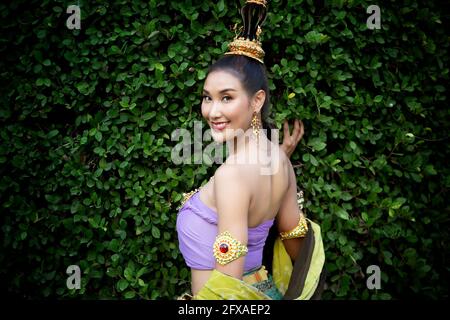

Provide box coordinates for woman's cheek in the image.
[200,104,208,119]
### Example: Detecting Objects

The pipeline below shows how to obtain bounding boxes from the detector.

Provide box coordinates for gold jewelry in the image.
[177,177,214,210]
[176,292,193,300]
[224,0,267,64]
[213,231,248,265]
[177,188,199,210]
[247,0,267,7]
[251,111,261,143]
[297,190,304,210]
[279,212,309,240]
[225,35,265,64]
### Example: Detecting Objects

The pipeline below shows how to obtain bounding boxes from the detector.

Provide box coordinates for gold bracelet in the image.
[213,231,248,265]
[279,213,308,240]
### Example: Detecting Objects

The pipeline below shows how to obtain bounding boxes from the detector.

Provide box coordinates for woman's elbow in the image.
[282,237,306,262]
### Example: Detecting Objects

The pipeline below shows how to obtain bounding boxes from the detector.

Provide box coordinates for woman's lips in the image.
[211,121,230,131]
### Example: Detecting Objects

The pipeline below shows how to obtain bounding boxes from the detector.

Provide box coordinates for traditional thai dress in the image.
[176,188,326,300]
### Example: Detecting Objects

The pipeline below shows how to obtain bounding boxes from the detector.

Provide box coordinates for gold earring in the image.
[251,111,261,143]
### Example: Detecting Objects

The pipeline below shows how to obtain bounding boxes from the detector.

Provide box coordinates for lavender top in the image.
[176,191,274,271]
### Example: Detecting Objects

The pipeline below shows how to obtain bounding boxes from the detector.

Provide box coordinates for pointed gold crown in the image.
[224,0,268,64]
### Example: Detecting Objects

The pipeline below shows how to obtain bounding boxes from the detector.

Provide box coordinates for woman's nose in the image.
[208,100,223,117]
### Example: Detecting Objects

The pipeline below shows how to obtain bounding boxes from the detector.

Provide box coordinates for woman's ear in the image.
[252,89,266,113]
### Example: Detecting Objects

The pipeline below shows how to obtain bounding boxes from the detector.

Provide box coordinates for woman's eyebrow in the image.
[203,88,237,94]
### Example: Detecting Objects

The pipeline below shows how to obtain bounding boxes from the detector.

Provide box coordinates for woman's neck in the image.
[226,127,273,165]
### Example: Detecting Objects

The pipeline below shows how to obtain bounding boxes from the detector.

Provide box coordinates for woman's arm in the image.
[213,164,250,279]
[276,158,306,261]
[277,119,306,261]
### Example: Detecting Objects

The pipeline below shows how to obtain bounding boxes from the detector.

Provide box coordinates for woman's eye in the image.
[202,95,231,102]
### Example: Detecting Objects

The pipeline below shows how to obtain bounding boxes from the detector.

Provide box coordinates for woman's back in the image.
[198,139,296,229]
[186,138,303,295]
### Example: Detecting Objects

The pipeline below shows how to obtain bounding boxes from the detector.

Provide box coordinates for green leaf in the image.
[47,130,59,139]
[310,154,319,166]
[424,165,437,175]
[217,0,225,12]
[76,82,90,95]
[124,266,134,281]
[142,112,156,120]
[308,138,327,151]
[99,158,107,169]
[152,226,160,239]
[184,78,195,87]
[390,198,406,210]
[117,279,129,292]
[374,95,383,103]
[331,159,341,166]
[110,45,121,54]
[341,192,353,201]
[388,208,396,218]
[361,212,369,222]
[197,69,206,80]
[95,131,102,142]
[157,93,165,104]
[335,206,349,220]
[70,201,80,214]
[304,30,329,45]
[154,63,164,71]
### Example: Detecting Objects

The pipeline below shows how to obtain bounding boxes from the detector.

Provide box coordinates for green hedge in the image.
[0,0,448,299]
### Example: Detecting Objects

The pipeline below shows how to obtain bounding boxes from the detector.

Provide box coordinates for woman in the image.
[175,0,325,300]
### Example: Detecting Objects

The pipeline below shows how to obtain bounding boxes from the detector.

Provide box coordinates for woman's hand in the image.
[280,119,304,158]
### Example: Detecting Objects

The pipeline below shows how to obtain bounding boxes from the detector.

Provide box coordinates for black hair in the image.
[206,55,276,141]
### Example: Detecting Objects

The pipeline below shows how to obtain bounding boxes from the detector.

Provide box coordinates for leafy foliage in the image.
[0,0,448,299]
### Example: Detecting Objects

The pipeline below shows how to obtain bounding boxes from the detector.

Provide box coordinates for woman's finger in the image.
[283,120,290,138]
[297,120,304,142]
[292,119,301,142]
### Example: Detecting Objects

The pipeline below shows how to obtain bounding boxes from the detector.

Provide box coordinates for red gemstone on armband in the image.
[219,243,229,253]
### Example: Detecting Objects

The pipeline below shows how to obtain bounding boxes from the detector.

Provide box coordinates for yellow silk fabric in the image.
[193,219,324,300]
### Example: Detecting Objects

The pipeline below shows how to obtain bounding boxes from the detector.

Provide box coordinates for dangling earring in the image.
[251,111,261,144]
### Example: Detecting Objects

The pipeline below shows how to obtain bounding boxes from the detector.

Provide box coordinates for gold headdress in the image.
[224,0,268,64]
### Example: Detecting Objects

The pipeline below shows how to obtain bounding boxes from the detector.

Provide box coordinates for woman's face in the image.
[201,70,253,143]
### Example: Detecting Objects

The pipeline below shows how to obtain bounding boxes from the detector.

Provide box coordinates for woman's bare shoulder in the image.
[220,145,290,181]
[216,159,258,181]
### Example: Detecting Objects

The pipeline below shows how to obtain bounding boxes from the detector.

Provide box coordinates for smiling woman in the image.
[201,68,266,144]
[177,52,289,298]
[175,0,325,300]
[202,55,275,142]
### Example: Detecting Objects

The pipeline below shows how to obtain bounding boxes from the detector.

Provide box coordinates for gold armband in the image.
[279,213,309,240]
[297,190,304,210]
[213,231,248,265]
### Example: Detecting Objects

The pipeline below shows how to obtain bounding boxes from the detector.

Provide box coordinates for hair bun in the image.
[224,0,267,64]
